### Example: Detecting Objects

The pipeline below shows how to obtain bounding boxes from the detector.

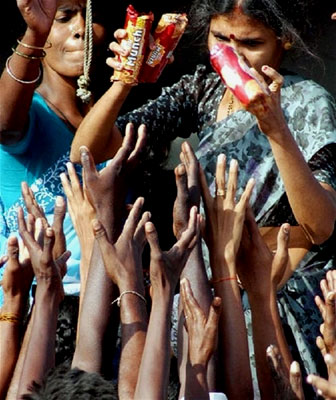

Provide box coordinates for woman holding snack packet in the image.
[71,0,336,380]
[0,0,122,301]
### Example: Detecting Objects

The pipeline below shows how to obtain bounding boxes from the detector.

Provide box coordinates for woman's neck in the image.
[37,67,92,131]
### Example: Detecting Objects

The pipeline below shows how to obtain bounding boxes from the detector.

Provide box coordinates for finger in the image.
[26,213,36,236]
[249,67,269,93]
[316,335,327,357]
[226,158,238,205]
[289,361,304,400]
[0,255,9,267]
[66,162,83,199]
[55,250,71,278]
[332,13,336,20]
[122,197,144,238]
[145,221,162,258]
[215,154,226,200]
[80,146,99,184]
[175,206,198,253]
[181,142,199,187]
[21,182,42,217]
[113,29,128,42]
[41,227,55,267]
[175,163,188,203]
[127,124,147,167]
[17,207,30,245]
[199,165,213,215]
[207,296,222,329]
[307,374,336,398]
[60,172,73,201]
[7,236,20,264]
[180,278,193,322]
[52,196,66,258]
[134,211,151,248]
[180,277,203,321]
[326,270,334,292]
[321,279,330,304]
[236,178,255,211]
[92,219,115,274]
[273,223,290,269]
[261,65,284,93]
[109,123,137,172]
[324,291,336,330]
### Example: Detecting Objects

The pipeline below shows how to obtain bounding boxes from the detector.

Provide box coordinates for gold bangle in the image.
[12,47,46,60]
[0,312,20,324]
[17,38,52,50]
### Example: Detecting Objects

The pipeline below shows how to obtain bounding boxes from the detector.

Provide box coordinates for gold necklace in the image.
[227,93,235,116]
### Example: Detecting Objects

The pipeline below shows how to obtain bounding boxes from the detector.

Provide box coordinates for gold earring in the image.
[284,42,292,50]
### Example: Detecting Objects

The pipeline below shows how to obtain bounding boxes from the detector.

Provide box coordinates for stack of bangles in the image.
[5,38,52,85]
[0,312,21,324]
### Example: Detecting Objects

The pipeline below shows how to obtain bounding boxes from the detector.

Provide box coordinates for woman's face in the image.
[207,10,284,74]
[44,0,106,78]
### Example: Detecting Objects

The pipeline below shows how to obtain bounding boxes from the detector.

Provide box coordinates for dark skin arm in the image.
[134,208,199,400]
[17,208,69,397]
[237,211,293,399]
[92,197,149,400]
[0,0,56,144]
[173,142,215,395]
[181,278,221,400]
[200,155,254,399]
[0,238,33,400]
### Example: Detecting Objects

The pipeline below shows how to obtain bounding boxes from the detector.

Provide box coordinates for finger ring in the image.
[216,189,225,197]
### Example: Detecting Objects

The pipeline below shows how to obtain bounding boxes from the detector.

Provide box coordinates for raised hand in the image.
[1,236,33,315]
[308,353,336,399]
[17,0,57,37]
[267,345,304,400]
[80,123,146,240]
[21,182,67,265]
[173,142,201,239]
[236,209,290,297]
[200,154,254,270]
[92,197,150,294]
[180,277,221,367]
[17,207,69,303]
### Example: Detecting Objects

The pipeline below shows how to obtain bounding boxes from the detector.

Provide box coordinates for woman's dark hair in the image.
[188,0,330,58]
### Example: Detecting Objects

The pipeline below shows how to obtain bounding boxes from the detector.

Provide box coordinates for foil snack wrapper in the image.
[210,43,266,105]
[139,13,188,83]
[111,5,153,85]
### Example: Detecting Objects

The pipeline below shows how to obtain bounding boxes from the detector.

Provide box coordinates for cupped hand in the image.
[17,0,57,37]
[146,206,199,296]
[200,154,254,271]
[173,142,201,239]
[92,197,150,294]
[180,277,221,367]
[107,29,130,72]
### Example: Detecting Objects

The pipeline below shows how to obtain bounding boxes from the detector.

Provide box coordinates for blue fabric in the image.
[0,93,83,305]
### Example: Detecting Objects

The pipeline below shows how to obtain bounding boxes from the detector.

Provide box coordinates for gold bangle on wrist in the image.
[17,37,52,50]
[12,47,46,60]
[0,312,21,324]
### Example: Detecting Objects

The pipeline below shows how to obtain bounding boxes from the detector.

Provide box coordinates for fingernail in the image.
[262,65,268,71]
[80,146,88,160]
[306,375,312,383]
[290,361,300,374]
[282,224,289,235]
[217,154,225,163]
[55,196,63,206]
[177,164,186,175]
[92,219,100,230]
[230,158,238,168]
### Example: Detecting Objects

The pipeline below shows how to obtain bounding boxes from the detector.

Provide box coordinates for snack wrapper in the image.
[210,43,267,105]
[111,5,153,85]
[139,13,188,83]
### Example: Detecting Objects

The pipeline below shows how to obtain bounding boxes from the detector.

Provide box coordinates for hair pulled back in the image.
[189,0,324,57]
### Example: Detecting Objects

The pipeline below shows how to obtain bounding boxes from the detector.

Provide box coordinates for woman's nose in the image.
[71,13,85,39]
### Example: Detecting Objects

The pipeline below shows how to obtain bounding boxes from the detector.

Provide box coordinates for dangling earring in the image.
[284,42,292,50]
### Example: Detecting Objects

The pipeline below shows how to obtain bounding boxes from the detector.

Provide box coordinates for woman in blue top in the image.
[0,0,122,300]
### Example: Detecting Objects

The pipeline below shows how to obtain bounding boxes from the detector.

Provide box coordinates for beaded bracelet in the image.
[17,38,52,50]
[0,312,20,324]
[6,56,41,85]
[111,290,147,307]
[12,47,46,60]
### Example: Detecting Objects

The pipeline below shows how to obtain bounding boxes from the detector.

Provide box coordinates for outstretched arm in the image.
[200,155,254,399]
[135,208,199,400]
[246,67,336,244]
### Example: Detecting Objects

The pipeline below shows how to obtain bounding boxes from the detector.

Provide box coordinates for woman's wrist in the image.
[23,28,50,49]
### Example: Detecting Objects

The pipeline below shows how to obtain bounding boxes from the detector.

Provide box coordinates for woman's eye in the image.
[214,34,229,42]
[243,40,262,47]
[55,11,72,23]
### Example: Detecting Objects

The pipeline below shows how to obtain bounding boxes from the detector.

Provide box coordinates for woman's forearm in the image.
[0,29,47,143]
[268,125,336,244]
[70,82,130,163]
